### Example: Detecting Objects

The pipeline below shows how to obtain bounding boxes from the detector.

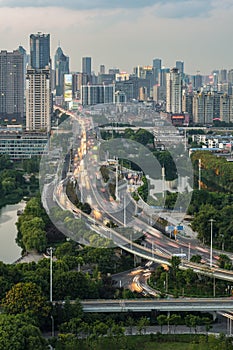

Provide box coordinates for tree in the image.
[191,204,218,244]
[157,314,167,333]
[218,254,233,270]
[137,316,150,335]
[185,314,200,334]
[190,255,202,264]
[0,314,47,350]
[169,314,181,334]
[2,282,50,321]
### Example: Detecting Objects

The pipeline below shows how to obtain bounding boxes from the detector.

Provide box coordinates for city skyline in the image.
[0,0,232,74]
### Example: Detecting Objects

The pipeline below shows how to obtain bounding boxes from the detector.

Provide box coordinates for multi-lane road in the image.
[42,109,233,284]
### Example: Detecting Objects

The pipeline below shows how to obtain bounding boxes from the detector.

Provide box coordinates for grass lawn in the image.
[142,342,208,350]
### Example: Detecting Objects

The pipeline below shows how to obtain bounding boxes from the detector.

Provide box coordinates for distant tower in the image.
[30,32,50,69]
[166,68,182,114]
[82,57,92,83]
[26,33,52,132]
[152,58,162,85]
[175,61,184,75]
[153,58,162,70]
[54,47,69,96]
[99,65,105,74]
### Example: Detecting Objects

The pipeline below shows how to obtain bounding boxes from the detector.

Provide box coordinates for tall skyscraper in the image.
[82,57,91,83]
[26,67,51,132]
[153,58,162,85]
[26,33,51,132]
[30,33,50,69]
[153,58,162,70]
[54,47,69,96]
[166,68,182,114]
[175,61,184,75]
[0,50,24,124]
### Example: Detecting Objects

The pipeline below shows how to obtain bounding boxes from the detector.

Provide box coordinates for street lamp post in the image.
[47,247,54,340]
[209,219,215,268]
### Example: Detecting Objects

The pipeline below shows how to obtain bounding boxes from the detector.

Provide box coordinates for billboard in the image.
[64,74,72,102]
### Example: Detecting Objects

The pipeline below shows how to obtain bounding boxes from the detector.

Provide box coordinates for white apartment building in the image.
[26,67,51,132]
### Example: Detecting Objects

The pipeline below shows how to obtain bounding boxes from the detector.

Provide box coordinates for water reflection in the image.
[0,201,25,264]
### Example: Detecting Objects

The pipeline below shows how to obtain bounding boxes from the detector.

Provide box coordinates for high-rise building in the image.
[176,61,184,75]
[0,50,24,124]
[54,47,69,96]
[204,93,214,124]
[193,92,205,124]
[219,69,227,83]
[18,46,28,92]
[99,65,105,74]
[26,67,51,132]
[81,84,115,106]
[220,94,230,123]
[153,58,162,70]
[193,74,203,90]
[82,57,91,83]
[182,92,193,121]
[152,58,162,85]
[166,68,182,114]
[26,33,51,132]
[30,33,50,69]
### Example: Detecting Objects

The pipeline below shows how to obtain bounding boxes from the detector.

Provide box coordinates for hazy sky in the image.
[0,0,232,75]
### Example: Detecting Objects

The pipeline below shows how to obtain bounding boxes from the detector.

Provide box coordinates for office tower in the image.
[30,33,50,69]
[228,69,233,84]
[176,61,184,75]
[219,69,227,83]
[54,46,69,96]
[81,84,115,106]
[99,65,105,74]
[166,68,182,114]
[26,67,51,132]
[26,33,51,132]
[0,50,24,124]
[153,58,162,70]
[82,57,91,83]
[193,73,203,90]
[152,58,162,85]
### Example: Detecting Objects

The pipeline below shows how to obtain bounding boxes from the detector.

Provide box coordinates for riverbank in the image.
[0,201,26,263]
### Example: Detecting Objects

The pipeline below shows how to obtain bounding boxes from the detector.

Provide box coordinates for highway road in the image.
[81,298,233,313]
[41,108,233,284]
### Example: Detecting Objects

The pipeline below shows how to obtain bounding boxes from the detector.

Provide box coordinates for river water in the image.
[0,201,25,264]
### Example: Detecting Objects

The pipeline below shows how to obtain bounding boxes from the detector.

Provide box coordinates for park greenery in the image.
[0,154,39,208]
[149,256,233,298]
